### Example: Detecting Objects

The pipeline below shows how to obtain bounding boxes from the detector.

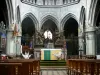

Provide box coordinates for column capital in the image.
[85,26,96,33]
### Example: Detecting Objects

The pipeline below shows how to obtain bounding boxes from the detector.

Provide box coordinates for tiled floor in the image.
[40,66,67,75]
[41,69,67,75]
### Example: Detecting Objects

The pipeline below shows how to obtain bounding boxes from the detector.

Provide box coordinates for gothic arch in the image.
[92,0,100,26]
[40,15,59,31]
[88,0,98,26]
[22,13,39,30]
[61,13,78,31]
[17,6,21,24]
[0,0,13,26]
[6,0,14,25]
[79,6,85,26]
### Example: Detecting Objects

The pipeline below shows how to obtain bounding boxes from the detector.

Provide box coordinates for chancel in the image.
[0,0,100,75]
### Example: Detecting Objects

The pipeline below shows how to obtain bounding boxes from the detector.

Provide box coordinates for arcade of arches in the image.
[0,0,100,58]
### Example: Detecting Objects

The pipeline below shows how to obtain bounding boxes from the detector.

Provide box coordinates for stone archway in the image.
[21,17,36,49]
[41,19,59,48]
[63,17,78,55]
[40,15,59,32]
[21,13,39,48]
[22,13,39,30]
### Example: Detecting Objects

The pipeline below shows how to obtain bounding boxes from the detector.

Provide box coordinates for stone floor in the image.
[40,66,67,75]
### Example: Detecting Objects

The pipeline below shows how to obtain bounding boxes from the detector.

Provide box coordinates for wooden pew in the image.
[0,59,40,75]
[67,55,96,59]
[66,59,100,75]
[0,63,22,75]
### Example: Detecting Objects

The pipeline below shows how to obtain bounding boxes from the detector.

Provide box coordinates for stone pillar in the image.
[48,0,51,5]
[43,0,45,5]
[6,30,16,56]
[78,25,84,55]
[56,0,63,5]
[68,0,70,3]
[54,0,56,5]
[78,36,84,55]
[63,0,67,4]
[37,0,43,5]
[52,0,55,5]
[85,27,96,55]
[45,0,48,5]
[48,0,54,5]
[16,36,21,56]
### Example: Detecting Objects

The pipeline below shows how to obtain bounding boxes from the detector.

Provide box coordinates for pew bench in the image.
[0,59,40,75]
[0,63,22,75]
[67,59,100,75]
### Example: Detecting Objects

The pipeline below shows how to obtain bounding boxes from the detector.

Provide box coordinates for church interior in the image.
[0,0,100,75]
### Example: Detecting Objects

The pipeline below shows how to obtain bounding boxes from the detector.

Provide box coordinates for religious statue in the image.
[43,30,53,48]
[22,51,31,59]
[35,31,44,45]
[55,32,64,45]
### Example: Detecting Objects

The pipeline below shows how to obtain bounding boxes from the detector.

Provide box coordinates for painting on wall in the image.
[1,33,6,48]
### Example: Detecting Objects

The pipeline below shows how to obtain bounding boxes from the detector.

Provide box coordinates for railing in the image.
[20,0,80,7]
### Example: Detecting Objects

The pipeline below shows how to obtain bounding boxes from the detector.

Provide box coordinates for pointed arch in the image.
[88,0,98,25]
[22,13,39,30]
[61,13,78,31]
[79,6,85,26]
[40,15,59,31]
[6,0,14,25]
[17,6,21,24]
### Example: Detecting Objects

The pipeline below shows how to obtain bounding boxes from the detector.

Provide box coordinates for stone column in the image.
[16,36,21,56]
[56,0,63,5]
[78,25,85,55]
[6,30,16,56]
[52,0,55,5]
[54,0,56,5]
[63,0,67,4]
[85,27,96,55]
[48,0,51,5]
[37,0,43,5]
[68,0,70,3]
[43,0,45,5]
[48,0,54,5]
[78,36,84,55]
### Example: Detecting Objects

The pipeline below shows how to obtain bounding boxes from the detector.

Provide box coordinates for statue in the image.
[22,51,31,59]
[35,31,44,45]
[55,32,64,45]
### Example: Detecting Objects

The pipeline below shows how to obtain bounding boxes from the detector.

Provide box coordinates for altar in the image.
[41,49,62,60]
